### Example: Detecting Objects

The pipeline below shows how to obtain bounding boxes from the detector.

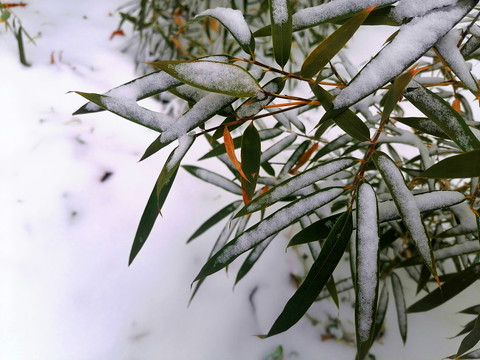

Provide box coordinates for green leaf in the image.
[235,234,276,284]
[129,168,178,265]
[139,135,169,161]
[149,60,262,97]
[408,263,480,313]
[193,187,344,281]
[241,123,261,203]
[310,83,370,142]
[458,315,480,357]
[355,183,380,360]
[288,212,343,247]
[301,6,375,79]
[236,158,356,216]
[403,82,480,152]
[391,272,408,344]
[374,152,438,280]
[270,0,292,68]
[460,305,480,315]
[373,283,389,342]
[393,117,448,138]
[182,165,242,195]
[312,134,353,161]
[187,201,243,243]
[265,211,353,337]
[419,150,480,179]
[453,348,480,359]
[192,8,255,55]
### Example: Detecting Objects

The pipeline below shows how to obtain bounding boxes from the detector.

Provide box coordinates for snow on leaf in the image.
[403,81,480,151]
[292,0,397,32]
[391,0,458,22]
[355,183,380,360]
[399,241,479,267]
[260,133,297,163]
[270,0,292,68]
[435,29,479,94]
[236,158,356,216]
[235,234,276,285]
[194,8,255,55]
[437,202,478,237]
[333,1,477,109]
[182,165,242,195]
[194,187,344,281]
[150,60,262,98]
[374,153,438,279]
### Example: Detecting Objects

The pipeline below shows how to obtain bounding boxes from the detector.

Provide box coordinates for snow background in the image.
[1,1,478,359]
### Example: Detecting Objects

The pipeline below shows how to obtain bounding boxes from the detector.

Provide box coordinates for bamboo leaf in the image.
[391,272,408,344]
[235,235,276,284]
[355,183,380,360]
[270,0,292,68]
[301,6,376,79]
[419,150,480,178]
[236,158,356,216]
[139,135,170,161]
[398,241,479,267]
[460,305,480,315]
[458,315,480,357]
[288,213,342,247]
[374,152,438,280]
[373,283,389,342]
[393,117,448,138]
[182,165,242,195]
[192,8,255,55]
[193,187,344,282]
[403,82,480,152]
[265,211,353,337]
[408,263,480,313]
[241,123,261,203]
[129,169,178,265]
[187,201,243,243]
[149,60,262,98]
[310,83,370,142]
[224,127,249,181]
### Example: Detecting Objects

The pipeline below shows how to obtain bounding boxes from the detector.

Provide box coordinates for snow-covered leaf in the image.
[333,1,478,109]
[374,152,438,280]
[301,6,375,79]
[182,165,242,195]
[193,8,255,55]
[391,0,458,22]
[403,82,480,151]
[408,263,480,313]
[435,29,479,95]
[129,169,178,265]
[149,60,262,98]
[391,272,408,344]
[235,234,276,285]
[194,187,345,281]
[279,140,311,177]
[187,201,242,243]
[399,241,479,267]
[265,211,353,337]
[260,133,297,164]
[270,0,292,68]
[236,158,356,216]
[310,82,370,141]
[289,190,466,246]
[437,202,478,237]
[419,150,480,178]
[393,117,448,138]
[355,183,380,360]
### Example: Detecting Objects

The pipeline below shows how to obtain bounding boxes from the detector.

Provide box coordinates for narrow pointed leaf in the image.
[193,8,255,55]
[182,165,242,195]
[398,241,479,267]
[129,169,178,265]
[301,6,375,79]
[270,0,292,68]
[235,235,276,284]
[356,183,380,360]
[333,0,477,109]
[460,305,480,315]
[224,127,249,181]
[139,135,169,161]
[279,140,311,177]
[391,272,408,344]
[374,152,438,280]
[288,212,343,247]
[458,315,480,357]
[419,150,480,178]
[241,123,261,203]
[261,134,297,164]
[310,83,370,142]
[194,187,344,281]
[393,117,448,138]
[453,348,480,359]
[266,211,353,337]
[187,201,243,243]
[373,283,390,341]
[236,158,356,216]
[149,60,261,98]
[408,263,480,313]
[403,82,480,151]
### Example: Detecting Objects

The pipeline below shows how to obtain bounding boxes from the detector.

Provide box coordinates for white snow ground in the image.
[1,1,479,359]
